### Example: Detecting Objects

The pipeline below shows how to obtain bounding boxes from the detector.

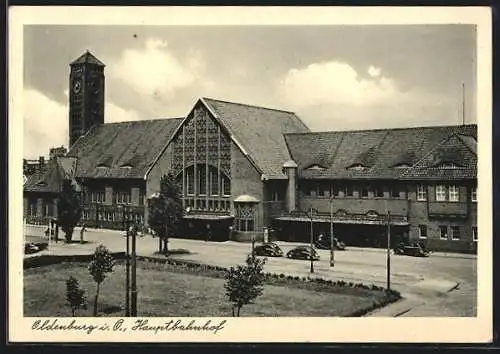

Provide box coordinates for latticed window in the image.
[471,187,477,202]
[186,168,195,195]
[209,168,219,196]
[436,185,447,201]
[115,190,131,204]
[235,204,255,232]
[448,185,459,202]
[222,174,231,196]
[417,185,427,201]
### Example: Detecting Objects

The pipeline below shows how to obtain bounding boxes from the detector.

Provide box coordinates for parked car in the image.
[254,242,284,257]
[314,237,347,251]
[394,242,430,257]
[286,246,320,261]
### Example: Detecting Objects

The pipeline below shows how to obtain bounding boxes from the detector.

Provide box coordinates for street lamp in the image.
[120,205,131,317]
[386,210,391,290]
[329,198,335,268]
[130,223,138,316]
[306,207,317,273]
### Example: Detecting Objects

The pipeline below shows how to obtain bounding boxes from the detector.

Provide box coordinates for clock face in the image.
[73,79,82,94]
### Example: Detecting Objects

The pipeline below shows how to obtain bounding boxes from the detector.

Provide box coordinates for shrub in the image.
[88,245,115,316]
[65,276,87,317]
[224,255,267,317]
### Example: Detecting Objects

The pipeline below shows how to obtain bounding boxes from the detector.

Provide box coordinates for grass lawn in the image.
[24,261,390,317]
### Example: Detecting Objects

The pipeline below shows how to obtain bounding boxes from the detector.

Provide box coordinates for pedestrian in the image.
[80,222,86,244]
[206,224,212,242]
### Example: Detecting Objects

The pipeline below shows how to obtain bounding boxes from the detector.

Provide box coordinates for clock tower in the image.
[69,50,105,147]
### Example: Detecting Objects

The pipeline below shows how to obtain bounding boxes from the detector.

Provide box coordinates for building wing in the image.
[285,124,477,180]
[67,118,184,179]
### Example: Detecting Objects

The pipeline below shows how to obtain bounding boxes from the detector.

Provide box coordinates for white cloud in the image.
[368,65,381,78]
[23,88,143,158]
[110,38,205,100]
[23,88,68,159]
[279,61,401,107]
[106,102,141,123]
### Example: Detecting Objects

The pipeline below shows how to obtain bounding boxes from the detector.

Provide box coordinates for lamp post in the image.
[306,207,317,274]
[130,223,138,316]
[329,198,335,268]
[122,206,130,317]
[386,211,391,290]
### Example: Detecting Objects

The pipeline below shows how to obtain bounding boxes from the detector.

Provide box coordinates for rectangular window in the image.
[418,225,427,239]
[417,185,427,201]
[451,226,461,240]
[198,166,207,196]
[222,176,231,196]
[439,225,448,240]
[448,185,459,202]
[187,169,195,195]
[471,187,477,202]
[361,185,370,198]
[374,186,384,198]
[210,169,218,196]
[436,185,447,201]
[391,186,400,199]
[317,183,327,197]
[472,227,478,242]
[346,184,353,197]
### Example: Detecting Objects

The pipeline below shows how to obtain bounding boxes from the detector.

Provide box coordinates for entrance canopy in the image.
[275,214,409,226]
[183,214,234,220]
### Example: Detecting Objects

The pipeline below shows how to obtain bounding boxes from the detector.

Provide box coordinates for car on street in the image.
[286,246,320,261]
[314,237,347,251]
[394,242,430,257]
[254,242,284,257]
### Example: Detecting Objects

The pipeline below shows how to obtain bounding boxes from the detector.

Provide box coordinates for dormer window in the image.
[435,161,462,169]
[120,164,133,169]
[346,164,366,171]
[393,163,411,169]
[35,181,47,187]
[306,164,326,171]
[97,164,109,169]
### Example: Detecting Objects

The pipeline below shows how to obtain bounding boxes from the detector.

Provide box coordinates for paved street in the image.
[24,225,477,317]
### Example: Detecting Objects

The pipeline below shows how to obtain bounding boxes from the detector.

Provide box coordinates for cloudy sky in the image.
[23,24,476,159]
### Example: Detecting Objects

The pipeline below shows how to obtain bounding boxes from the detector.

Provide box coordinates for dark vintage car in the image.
[254,242,284,257]
[286,246,320,261]
[314,237,347,251]
[394,242,430,257]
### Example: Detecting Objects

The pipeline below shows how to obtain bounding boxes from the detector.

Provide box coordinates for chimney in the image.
[49,146,67,161]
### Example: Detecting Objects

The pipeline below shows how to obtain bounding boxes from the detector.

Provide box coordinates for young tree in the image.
[224,255,266,317]
[57,179,82,243]
[65,276,87,317]
[148,173,184,254]
[88,245,115,316]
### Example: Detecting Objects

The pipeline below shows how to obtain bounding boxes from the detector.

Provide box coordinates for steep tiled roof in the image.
[401,133,477,180]
[67,118,183,179]
[202,98,310,178]
[70,51,105,66]
[24,159,64,193]
[285,124,477,180]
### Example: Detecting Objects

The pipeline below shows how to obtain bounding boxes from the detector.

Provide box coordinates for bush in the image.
[65,276,87,316]
[224,255,267,317]
[88,245,115,316]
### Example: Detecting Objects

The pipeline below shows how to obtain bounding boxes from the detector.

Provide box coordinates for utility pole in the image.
[329,199,335,267]
[124,209,130,317]
[130,224,138,316]
[462,81,466,125]
[308,207,315,274]
[386,211,391,290]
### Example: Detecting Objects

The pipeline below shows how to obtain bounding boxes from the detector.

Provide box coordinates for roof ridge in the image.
[284,123,478,136]
[202,97,297,115]
[102,117,184,125]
